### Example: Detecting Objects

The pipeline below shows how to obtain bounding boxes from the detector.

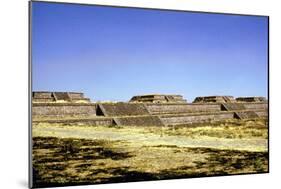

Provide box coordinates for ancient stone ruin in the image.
[193,96,236,103]
[130,94,187,103]
[236,97,267,102]
[32,91,91,103]
[32,91,268,127]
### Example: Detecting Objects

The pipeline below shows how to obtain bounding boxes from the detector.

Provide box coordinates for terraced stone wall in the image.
[98,103,150,116]
[33,103,97,117]
[255,111,268,118]
[145,104,221,115]
[68,92,84,99]
[160,112,234,126]
[114,116,164,126]
[243,103,268,110]
[33,92,52,98]
[32,100,268,127]
[33,117,113,126]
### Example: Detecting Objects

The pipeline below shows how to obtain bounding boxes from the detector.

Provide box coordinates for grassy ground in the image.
[32,119,268,188]
[143,119,268,139]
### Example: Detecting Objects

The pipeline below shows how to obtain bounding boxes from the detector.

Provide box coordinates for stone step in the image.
[97,103,150,116]
[221,103,246,111]
[234,111,259,119]
[53,92,71,101]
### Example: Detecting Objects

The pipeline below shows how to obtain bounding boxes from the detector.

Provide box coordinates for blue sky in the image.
[32,2,268,102]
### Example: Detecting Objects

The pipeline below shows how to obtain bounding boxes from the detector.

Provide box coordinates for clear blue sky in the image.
[32,2,268,102]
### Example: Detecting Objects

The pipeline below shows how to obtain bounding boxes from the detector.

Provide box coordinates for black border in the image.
[28,0,270,188]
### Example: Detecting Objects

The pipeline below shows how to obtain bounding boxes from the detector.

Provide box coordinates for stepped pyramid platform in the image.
[130,94,187,103]
[32,91,91,103]
[32,92,268,127]
[193,96,236,103]
[236,97,267,102]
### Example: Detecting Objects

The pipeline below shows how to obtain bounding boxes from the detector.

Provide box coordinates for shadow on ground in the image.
[32,137,268,188]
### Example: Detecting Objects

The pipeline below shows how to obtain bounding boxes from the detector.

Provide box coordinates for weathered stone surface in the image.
[193,96,236,103]
[114,116,164,126]
[243,103,268,110]
[221,103,246,111]
[97,103,150,116]
[234,111,259,119]
[255,110,268,118]
[33,117,114,126]
[236,97,267,102]
[130,94,187,103]
[32,91,91,103]
[146,104,221,114]
[32,103,97,117]
[160,112,234,126]
[32,91,268,126]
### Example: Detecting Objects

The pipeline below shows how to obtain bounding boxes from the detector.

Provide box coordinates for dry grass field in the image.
[32,119,268,188]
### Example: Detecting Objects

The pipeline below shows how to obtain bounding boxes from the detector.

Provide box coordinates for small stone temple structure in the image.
[236,97,267,102]
[32,91,91,103]
[193,96,236,103]
[129,94,187,103]
[32,91,268,127]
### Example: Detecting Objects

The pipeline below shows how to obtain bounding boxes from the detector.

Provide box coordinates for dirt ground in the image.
[32,119,268,188]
